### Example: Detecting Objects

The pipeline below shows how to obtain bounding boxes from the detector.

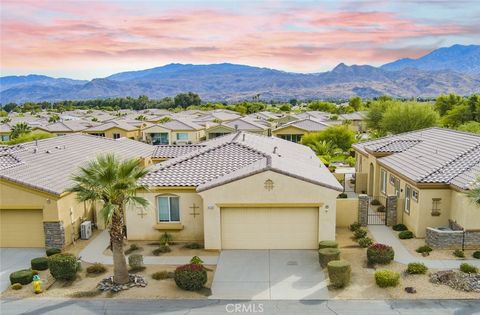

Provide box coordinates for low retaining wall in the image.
[426,227,480,249]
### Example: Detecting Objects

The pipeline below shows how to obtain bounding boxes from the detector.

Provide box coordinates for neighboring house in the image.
[128,132,342,250]
[83,121,143,140]
[0,123,11,142]
[272,118,330,143]
[193,110,242,124]
[35,120,98,136]
[338,111,367,133]
[205,117,269,139]
[142,119,205,145]
[353,128,480,245]
[0,134,154,248]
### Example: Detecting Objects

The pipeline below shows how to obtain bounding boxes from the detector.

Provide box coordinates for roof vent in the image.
[242,134,246,141]
[273,146,278,154]
[234,124,239,131]
[33,147,38,154]
[45,150,51,154]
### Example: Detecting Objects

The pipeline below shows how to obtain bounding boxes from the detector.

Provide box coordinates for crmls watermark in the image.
[225,303,264,313]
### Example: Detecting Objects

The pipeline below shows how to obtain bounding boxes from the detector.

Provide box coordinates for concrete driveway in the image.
[210,250,328,300]
[0,248,45,291]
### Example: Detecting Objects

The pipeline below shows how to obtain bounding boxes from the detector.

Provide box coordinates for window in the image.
[389,175,395,185]
[393,178,400,197]
[279,134,302,143]
[405,185,411,214]
[157,196,180,222]
[1,135,10,141]
[91,133,105,137]
[176,133,188,141]
[431,198,441,216]
[412,190,419,202]
[380,169,387,194]
[113,133,121,139]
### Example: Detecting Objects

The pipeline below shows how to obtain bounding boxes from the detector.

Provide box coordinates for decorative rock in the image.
[430,270,480,292]
[404,287,416,294]
[97,274,148,292]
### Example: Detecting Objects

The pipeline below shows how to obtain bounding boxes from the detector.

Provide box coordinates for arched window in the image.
[156,195,180,222]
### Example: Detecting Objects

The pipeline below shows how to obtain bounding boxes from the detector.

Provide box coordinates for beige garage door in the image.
[221,207,318,249]
[0,209,45,247]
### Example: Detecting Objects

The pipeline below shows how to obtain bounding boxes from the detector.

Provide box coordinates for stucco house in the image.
[127,132,342,250]
[205,117,269,139]
[83,121,144,140]
[353,128,480,248]
[272,118,330,143]
[36,120,99,136]
[142,119,205,145]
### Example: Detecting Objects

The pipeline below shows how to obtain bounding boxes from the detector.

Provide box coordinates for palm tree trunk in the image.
[110,209,129,284]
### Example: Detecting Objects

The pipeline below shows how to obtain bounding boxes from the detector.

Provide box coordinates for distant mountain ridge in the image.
[1,44,479,103]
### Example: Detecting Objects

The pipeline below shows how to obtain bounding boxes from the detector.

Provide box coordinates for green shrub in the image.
[152,271,173,280]
[152,245,171,256]
[398,230,414,239]
[349,222,361,232]
[318,248,341,268]
[128,254,144,269]
[32,270,39,276]
[318,240,338,249]
[31,257,49,270]
[86,263,107,274]
[453,249,465,258]
[11,283,22,290]
[374,269,400,288]
[48,253,78,281]
[174,264,207,291]
[190,256,204,265]
[337,193,348,199]
[357,237,373,248]
[9,269,34,285]
[459,263,478,274]
[415,245,433,254]
[327,260,351,288]
[183,243,204,249]
[392,224,408,231]
[371,199,381,206]
[159,232,173,246]
[367,243,395,265]
[353,227,368,239]
[473,251,480,259]
[406,263,428,274]
[46,248,62,257]
[377,205,386,213]
[124,244,142,255]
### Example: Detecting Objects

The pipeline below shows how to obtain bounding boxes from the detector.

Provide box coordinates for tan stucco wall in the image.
[336,198,359,227]
[56,192,95,245]
[272,126,305,137]
[84,127,140,140]
[199,170,338,250]
[450,190,480,231]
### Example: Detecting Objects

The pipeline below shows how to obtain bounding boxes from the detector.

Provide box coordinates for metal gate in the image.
[368,196,387,225]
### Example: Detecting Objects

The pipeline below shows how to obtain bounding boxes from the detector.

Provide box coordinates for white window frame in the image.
[380,169,387,194]
[412,190,419,202]
[405,185,411,214]
[156,195,180,223]
[176,132,188,141]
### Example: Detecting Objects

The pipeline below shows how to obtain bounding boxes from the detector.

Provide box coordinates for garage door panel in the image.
[0,209,45,248]
[221,207,318,249]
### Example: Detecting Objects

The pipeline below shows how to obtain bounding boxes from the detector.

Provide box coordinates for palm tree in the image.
[467,175,480,206]
[10,122,32,139]
[49,114,60,123]
[67,154,149,284]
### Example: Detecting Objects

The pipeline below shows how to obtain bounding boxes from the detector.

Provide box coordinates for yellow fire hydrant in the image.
[32,275,42,294]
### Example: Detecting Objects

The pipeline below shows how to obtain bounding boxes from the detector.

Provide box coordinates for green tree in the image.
[135,115,147,121]
[349,96,362,111]
[67,155,149,284]
[308,101,336,113]
[366,101,390,130]
[441,104,472,127]
[457,121,480,134]
[10,122,32,139]
[434,94,464,116]
[174,92,201,108]
[467,176,480,206]
[301,125,356,152]
[6,131,53,144]
[48,114,60,123]
[380,103,438,134]
[279,104,291,112]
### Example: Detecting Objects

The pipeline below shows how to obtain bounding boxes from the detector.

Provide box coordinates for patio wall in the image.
[336,198,359,228]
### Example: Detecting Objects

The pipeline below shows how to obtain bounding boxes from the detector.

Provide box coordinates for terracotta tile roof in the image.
[84,121,138,132]
[159,119,203,130]
[152,145,206,159]
[274,118,330,132]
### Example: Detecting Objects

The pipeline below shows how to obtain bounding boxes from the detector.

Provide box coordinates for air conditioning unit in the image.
[80,221,92,240]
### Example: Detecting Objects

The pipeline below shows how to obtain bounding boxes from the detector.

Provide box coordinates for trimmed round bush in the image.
[349,222,361,232]
[48,253,78,281]
[337,193,348,199]
[473,251,480,259]
[327,260,351,288]
[453,249,465,258]
[46,248,62,257]
[459,263,478,274]
[367,243,395,265]
[406,262,428,274]
[31,257,49,271]
[153,245,171,256]
[319,240,338,249]
[415,245,432,254]
[392,224,408,231]
[374,269,400,288]
[128,254,144,269]
[174,264,207,291]
[318,248,341,268]
[9,269,34,285]
[398,230,414,239]
[358,237,373,248]
[11,283,23,290]
[353,227,368,239]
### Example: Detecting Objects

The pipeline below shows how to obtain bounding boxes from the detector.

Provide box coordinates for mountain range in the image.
[1,44,479,103]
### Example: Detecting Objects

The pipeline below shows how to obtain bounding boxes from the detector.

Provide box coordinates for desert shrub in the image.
[318,240,338,249]
[190,256,204,265]
[48,253,79,281]
[152,245,171,256]
[31,257,49,270]
[371,199,381,206]
[183,243,204,249]
[406,262,428,274]
[353,227,368,239]
[374,269,400,288]
[349,222,361,232]
[415,245,433,254]
[124,244,142,255]
[9,269,34,285]
[86,263,107,274]
[174,264,207,291]
[398,230,414,239]
[318,248,341,268]
[327,260,351,288]
[69,290,102,298]
[392,224,408,231]
[32,270,39,275]
[159,232,173,246]
[46,248,61,257]
[367,243,395,265]
[128,254,144,269]
[357,237,373,248]
[11,283,22,290]
[459,263,478,274]
[337,193,348,199]
[453,249,465,258]
[377,205,386,213]
[473,251,480,259]
[152,271,173,280]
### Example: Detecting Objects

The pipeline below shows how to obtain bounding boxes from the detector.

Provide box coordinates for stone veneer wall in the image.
[43,221,65,249]
[386,195,397,227]
[426,227,480,249]
[358,194,368,226]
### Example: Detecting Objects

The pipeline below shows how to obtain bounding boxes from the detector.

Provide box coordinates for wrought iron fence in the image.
[368,195,387,225]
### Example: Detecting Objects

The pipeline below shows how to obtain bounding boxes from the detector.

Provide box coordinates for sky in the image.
[1,0,479,79]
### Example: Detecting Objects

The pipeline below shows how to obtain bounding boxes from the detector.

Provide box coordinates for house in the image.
[0,134,154,248]
[142,119,205,145]
[127,132,343,250]
[193,110,242,124]
[205,117,269,139]
[35,120,98,136]
[352,128,480,247]
[83,120,144,140]
[272,118,330,143]
[0,123,11,142]
[338,111,367,133]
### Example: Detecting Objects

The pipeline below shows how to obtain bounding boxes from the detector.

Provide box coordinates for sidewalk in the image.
[79,230,218,265]
[368,225,480,269]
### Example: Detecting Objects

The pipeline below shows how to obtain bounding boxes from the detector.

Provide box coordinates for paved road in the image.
[0,248,45,291]
[1,299,479,315]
